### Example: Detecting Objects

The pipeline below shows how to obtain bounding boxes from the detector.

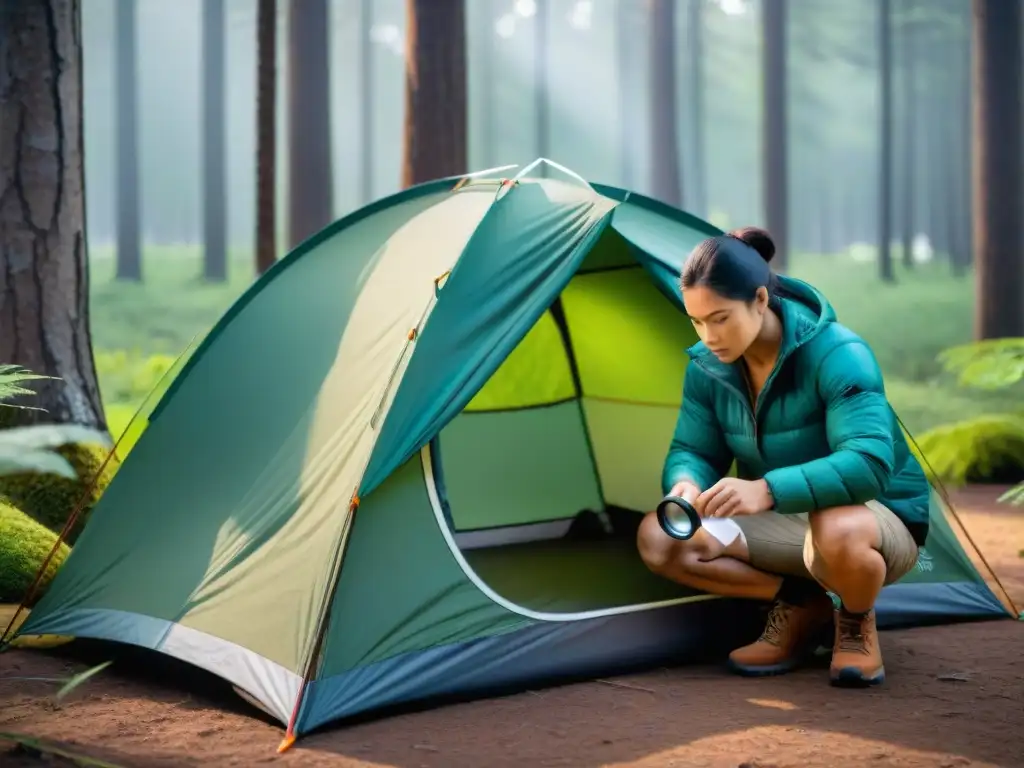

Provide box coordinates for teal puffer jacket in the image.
[662,276,931,545]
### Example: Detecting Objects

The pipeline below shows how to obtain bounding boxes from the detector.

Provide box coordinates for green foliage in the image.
[937,338,1024,390]
[0,728,126,767]
[915,415,1024,486]
[0,365,56,412]
[914,337,1024,503]
[95,349,179,405]
[0,502,70,604]
[0,442,120,544]
[0,425,114,481]
[0,363,113,482]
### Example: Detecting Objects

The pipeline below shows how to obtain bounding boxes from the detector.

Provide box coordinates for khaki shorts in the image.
[735,500,920,585]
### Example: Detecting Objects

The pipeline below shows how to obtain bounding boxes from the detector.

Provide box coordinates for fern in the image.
[998,484,1024,507]
[924,339,1024,511]
[0,364,110,480]
[937,338,1024,390]
[0,365,57,411]
[915,414,1024,487]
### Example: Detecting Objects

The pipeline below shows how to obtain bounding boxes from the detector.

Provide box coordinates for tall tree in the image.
[615,0,637,189]
[898,0,918,269]
[534,0,549,174]
[359,0,374,203]
[685,0,706,217]
[287,0,333,248]
[649,0,682,207]
[401,0,467,187]
[878,0,895,282]
[950,0,972,275]
[971,0,1023,339]
[115,0,141,281]
[202,0,227,281]
[761,0,789,271]
[255,0,277,275]
[0,0,106,429]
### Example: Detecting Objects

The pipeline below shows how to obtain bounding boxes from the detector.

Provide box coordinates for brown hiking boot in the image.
[727,594,834,677]
[830,607,885,687]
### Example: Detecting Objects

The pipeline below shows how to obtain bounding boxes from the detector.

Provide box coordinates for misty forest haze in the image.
[82,0,951,256]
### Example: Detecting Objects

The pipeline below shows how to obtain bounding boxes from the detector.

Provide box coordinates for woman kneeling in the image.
[638,227,930,688]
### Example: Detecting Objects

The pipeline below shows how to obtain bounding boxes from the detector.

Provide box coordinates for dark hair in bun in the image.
[728,226,775,264]
[680,226,779,304]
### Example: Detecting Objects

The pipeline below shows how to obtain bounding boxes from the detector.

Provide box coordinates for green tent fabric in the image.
[12,160,1013,750]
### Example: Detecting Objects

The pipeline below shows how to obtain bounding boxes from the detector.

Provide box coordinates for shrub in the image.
[915,415,1024,486]
[0,501,70,604]
[0,442,120,544]
[915,338,1024,496]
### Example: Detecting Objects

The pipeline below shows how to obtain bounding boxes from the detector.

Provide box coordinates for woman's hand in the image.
[667,479,701,504]
[695,478,773,518]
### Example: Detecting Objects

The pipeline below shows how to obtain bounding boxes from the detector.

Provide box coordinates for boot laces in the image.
[838,611,870,655]
[760,601,793,646]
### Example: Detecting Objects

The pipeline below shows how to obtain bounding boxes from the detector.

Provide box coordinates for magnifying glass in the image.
[656,490,702,540]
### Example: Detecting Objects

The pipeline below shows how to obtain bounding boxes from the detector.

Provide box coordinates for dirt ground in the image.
[1,486,1022,768]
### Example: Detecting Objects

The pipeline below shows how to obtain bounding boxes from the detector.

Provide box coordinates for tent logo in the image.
[916,548,934,572]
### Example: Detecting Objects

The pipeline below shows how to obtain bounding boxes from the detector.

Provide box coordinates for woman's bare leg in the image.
[636,511,783,601]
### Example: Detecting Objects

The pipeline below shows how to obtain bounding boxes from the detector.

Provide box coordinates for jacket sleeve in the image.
[661,363,734,495]
[762,339,896,514]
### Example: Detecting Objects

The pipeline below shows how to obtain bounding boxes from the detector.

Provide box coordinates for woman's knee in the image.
[637,511,715,573]
[807,505,879,564]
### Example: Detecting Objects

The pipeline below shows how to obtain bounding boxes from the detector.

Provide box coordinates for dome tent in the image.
[10,160,1012,751]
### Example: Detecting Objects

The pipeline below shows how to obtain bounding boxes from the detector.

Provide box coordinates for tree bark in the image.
[114,0,140,281]
[287,0,333,248]
[202,0,227,281]
[401,0,467,188]
[534,0,549,176]
[971,0,1023,339]
[950,0,971,276]
[255,0,276,275]
[648,0,682,208]
[0,0,106,429]
[761,0,788,272]
[685,0,705,218]
[616,0,635,189]
[898,2,916,269]
[359,0,374,203]
[878,0,895,282]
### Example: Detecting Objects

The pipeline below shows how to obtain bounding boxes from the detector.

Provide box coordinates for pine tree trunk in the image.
[649,0,682,208]
[359,0,374,202]
[899,3,916,269]
[401,0,467,188]
[878,0,895,282]
[202,0,227,281]
[0,0,106,429]
[114,0,140,281]
[287,0,333,248]
[972,0,1023,340]
[534,0,549,175]
[255,0,276,275]
[616,0,638,189]
[761,0,788,271]
[685,0,705,218]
